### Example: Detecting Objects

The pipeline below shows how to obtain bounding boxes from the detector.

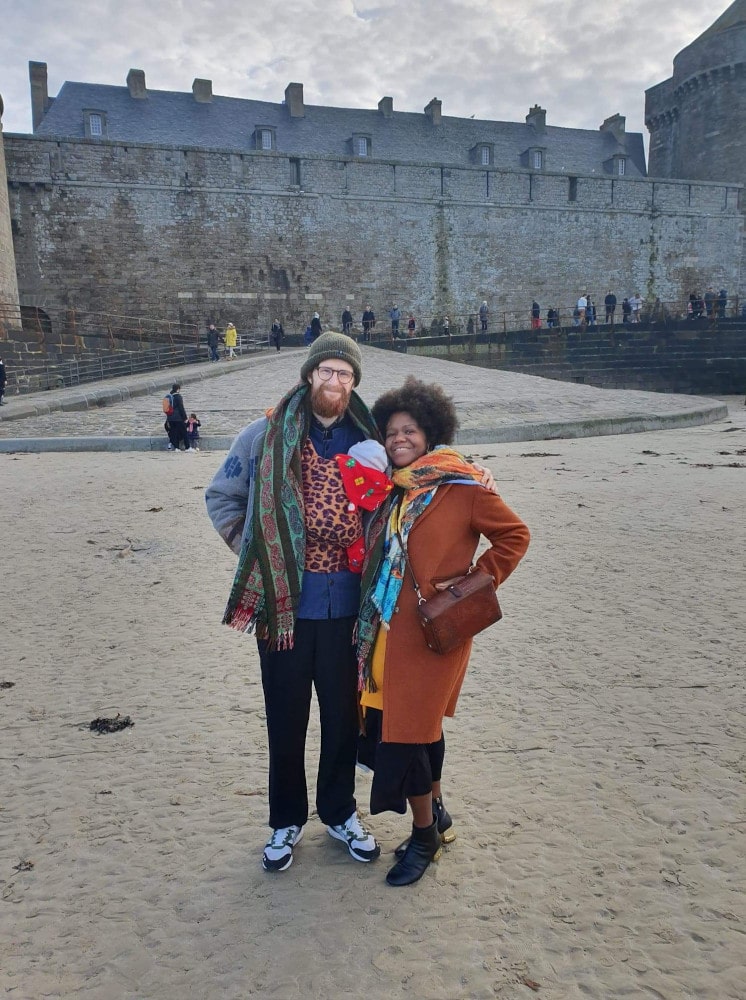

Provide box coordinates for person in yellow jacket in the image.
[224,322,238,359]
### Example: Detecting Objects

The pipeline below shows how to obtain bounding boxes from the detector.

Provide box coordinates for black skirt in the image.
[359,709,445,815]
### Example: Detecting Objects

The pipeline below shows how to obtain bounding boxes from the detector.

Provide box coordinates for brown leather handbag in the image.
[399,532,502,654]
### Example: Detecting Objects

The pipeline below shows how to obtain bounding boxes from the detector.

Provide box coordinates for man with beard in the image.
[205,333,382,873]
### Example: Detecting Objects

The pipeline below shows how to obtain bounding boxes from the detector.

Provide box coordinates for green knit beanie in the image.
[300,331,363,386]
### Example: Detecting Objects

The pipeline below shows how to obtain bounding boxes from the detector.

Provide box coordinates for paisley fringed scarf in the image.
[356,446,484,688]
[223,382,378,649]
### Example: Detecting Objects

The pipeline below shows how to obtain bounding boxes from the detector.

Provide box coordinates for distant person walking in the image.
[224,322,238,360]
[478,301,488,332]
[270,319,284,352]
[362,306,376,343]
[390,305,401,338]
[531,301,541,329]
[576,294,587,327]
[310,313,323,343]
[341,308,353,336]
[206,323,220,362]
[0,358,6,405]
[167,383,189,451]
[604,291,617,325]
[407,314,416,338]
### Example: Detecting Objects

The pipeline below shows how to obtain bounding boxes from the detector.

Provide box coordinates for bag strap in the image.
[396,526,475,606]
[395,528,425,604]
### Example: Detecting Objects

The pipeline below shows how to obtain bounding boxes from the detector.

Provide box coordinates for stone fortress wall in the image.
[4,133,742,339]
[646,0,746,292]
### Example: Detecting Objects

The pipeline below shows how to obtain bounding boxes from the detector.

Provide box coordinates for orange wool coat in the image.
[376,483,530,744]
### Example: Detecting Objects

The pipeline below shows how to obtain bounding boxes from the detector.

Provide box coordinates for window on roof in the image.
[254,126,277,151]
[617,158,626,176]
[532,150,543,170]
[356,136,369,157]
[83,110,107,139]
[480,146,490,166]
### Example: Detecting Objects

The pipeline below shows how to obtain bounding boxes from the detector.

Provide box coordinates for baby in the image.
[335,440,393,572]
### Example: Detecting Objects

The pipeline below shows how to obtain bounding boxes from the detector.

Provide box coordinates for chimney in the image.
[126,68,147,99]
[600,113,626,141]
[29,61,49,131]
[424,97,442,125]
[378,96,393,119]
[526,105,546,133]
[285,82,304,118]
[192,78,213,103]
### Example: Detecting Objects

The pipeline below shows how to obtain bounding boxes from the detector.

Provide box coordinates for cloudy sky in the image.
[0,0,729,148]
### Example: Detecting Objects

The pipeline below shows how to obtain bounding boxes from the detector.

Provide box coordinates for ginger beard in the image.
[310,380,352,419]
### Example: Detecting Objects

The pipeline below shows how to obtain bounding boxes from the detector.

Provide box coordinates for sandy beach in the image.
[2,406,744,999]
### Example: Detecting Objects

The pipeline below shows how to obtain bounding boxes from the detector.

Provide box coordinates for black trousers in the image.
[169,420,189,450]
[258,617,359,829]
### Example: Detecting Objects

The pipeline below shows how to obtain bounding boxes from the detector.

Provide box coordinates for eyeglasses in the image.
[316,366,354,385]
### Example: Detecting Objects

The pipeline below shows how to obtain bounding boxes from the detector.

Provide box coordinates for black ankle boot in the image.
[386,820,442,887]
[433,796,456,844]
[394,796,456,858]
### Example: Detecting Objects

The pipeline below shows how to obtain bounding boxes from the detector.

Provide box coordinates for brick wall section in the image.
[4,136,743,344]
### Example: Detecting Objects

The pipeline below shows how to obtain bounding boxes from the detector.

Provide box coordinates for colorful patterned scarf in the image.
[356,446,485,688]
[223,382,379,649]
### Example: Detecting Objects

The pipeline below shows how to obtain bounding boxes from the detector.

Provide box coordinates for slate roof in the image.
[33,80,647,177]
[694,0,745,42]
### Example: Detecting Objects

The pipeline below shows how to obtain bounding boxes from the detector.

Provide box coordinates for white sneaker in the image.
[327,811,380,862]
[262,825,304,872]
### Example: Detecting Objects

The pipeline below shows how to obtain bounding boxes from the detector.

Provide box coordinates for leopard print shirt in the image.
[302,439,362,572]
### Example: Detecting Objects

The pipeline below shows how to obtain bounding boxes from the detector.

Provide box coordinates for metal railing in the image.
[5,343,204,396]
[354,296,743,341]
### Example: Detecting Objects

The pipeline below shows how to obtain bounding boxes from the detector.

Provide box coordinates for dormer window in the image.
[604,153,628,176]
[470,143,494,167]
[254,126,277,151]
[521,146,546,171]
[351,133,372,157]
[84,110,107,139]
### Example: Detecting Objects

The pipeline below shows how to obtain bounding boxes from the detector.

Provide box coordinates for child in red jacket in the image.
[335,440,393,572]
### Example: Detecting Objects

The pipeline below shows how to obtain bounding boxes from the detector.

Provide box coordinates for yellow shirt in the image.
[360,496,410,712]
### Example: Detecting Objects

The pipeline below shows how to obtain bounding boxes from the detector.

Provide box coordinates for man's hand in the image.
[472,463,498,494]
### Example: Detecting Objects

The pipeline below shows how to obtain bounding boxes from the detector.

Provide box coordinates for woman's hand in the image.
[433,576,464,591]
[472,463,498,494]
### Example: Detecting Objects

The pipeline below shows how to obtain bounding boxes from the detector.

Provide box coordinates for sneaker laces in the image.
[267,826,297,849]
[342,812,369,841]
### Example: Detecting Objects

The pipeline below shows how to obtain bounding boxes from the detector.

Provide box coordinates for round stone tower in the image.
[0,93,22,332]
[645,0,745,185]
